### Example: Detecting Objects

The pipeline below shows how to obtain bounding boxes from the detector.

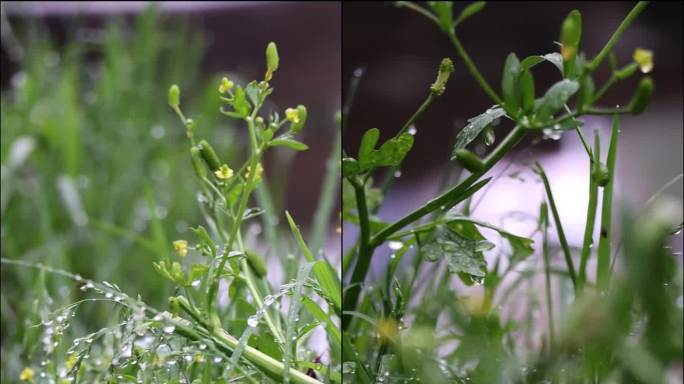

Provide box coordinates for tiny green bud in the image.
[454,149,485,173]
[168,84,180,108]
[591,161,610,187]
[560,10,582,61]
[245,249,267,278]
[430,58,454,96]
[255,116,264,125]
[265,41,279,81]
[629,76,654,115]
[342,157,360,177]
[198,140,222,172]
[190,146,207,180]
[262,128,274,143]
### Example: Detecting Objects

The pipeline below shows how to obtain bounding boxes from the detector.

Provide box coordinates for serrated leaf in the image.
[445,215,535,262]
[375,133,414,167]
[521,53,564,75]
[421,224,493,277]
[455,1,486,27]
[535,79,579,122]
[451,106,506,157]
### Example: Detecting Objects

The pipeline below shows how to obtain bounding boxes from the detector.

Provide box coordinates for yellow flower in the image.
[246,163,263,182]
[19,367,34,381]
[65,354,78,370]
[194,352,205,363]
[377,317,399,344]
[633,48,653,73]
[218,77,234,94]
[214,164,234,180]
[285,108,300,124]
[173,240,188,257]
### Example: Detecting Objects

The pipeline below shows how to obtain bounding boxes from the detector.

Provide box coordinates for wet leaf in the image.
[451,106,506,157]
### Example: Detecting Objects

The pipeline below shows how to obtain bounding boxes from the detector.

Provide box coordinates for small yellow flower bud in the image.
[173,240,189,257]
[218,77,234,94]
[632,48,653,73]
[246,163,263,182]
[20,367,34,381]
[214,164,234,180]
[285,108,300,124]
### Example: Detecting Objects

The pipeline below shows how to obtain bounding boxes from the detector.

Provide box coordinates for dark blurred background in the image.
[343,2,682,256]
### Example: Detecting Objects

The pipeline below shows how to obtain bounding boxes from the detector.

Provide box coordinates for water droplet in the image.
[388,241,403,250]
[390,253,396,259]
[394,170,402,178]
[163,325,175,334]
[150,125,165,139]
[105,292,113,299]
[408,125,417,135]
[80,282,94,291]
[191,279,201,288]
[263,295,275,306]
[199,343,207,350]
[542,128,562,141]
[213,356,223,363]
[247,315,259,328]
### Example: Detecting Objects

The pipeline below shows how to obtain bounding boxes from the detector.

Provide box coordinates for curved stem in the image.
[447,31,502,105]
[587,1,649,71]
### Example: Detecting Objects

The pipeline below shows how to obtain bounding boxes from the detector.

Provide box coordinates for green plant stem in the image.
[535,162,578,292]
[596,115,620,289]
[587,1,649,71]
[578,132,601,290]
[541,204,555,350]
[207,110,261,325]
[447,31,502,105]
[342,177,372,330]
[591,74,618,105]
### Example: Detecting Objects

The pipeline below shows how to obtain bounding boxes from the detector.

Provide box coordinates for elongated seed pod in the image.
[198,140,222,172]
[190,146,207,180]
[629,77,654,115]
[245,249,267,278]
[560,10,582,61]
[454,149,485,173]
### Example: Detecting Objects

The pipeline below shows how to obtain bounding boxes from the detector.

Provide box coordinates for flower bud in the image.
[265,41,279,81]
[632,48,653,74]
[168,84,180,108]
[430,58,454,96]
[560,10,582,61]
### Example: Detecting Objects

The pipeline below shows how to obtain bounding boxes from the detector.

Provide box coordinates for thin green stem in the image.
[310,126,341,255]
[587,1,649,71]
[447,31,502,105]
[535,162,578,292]
[585,107,632,115]
[591,74,617,105]
[596,115,620,289]
[541,203,555,350]
[578,131,601,290]
[342,178,372,330]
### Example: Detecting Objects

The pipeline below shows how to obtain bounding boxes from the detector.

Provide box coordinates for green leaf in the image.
[358,128,380,169]
[451,106,506,157]
[187,264,208,285]
[535,79,579,122]
[269,137,309,151]
[502,53,522,117]
[245,81,260,108]
[445,215,535,262]
[520,69,535,114]
[301,295,341,349]
[342,157,360,177]
[521,53,564,75]
[421,223,493,277]
[374,133,414,167]
[455,1,486,27]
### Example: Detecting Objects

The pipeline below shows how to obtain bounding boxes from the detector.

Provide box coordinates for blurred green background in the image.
[1,2,340,380]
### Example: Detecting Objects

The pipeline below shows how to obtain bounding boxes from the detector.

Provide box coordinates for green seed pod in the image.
[198,140,222,172]
[614,62,638,80]
[245,249,267,278]
[430,58,454,96]
[168,84,180,108]
[591,161,610,187]
[291,105,307,133]
[629,76,654,115]
[560,10,582,61]
[190,146,207,180]
[520,69,535,114]
[265,41,279,81]
[454,149,485,173]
